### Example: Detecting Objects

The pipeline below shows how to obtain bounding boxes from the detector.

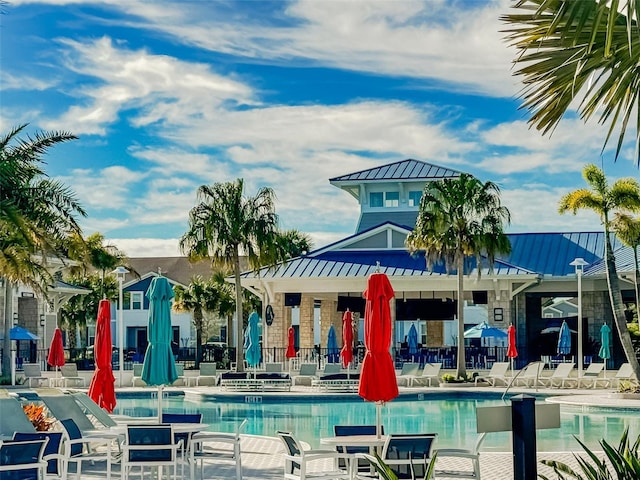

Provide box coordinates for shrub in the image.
[364,450,438,480]
[539,428,640,479]
[441,373,475,383]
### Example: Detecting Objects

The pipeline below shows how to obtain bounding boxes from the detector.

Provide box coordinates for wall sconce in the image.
[493,308,504,322]
[12,312,19,326]
[40,314,46,327]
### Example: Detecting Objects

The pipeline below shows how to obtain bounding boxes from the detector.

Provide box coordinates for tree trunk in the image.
[194,307,203,369]
[605,235,640,380]
[634,247,640,323]
[2,281,12,378]
[233,248,244,373]
[456,255,466,379]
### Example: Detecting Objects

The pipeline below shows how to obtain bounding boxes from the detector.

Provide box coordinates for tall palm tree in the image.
[406,174,511,379]
[502,0,640,163]
[179,179,280,372]
[276,230,314,259]
[559,164,640,378]
[612,213,640,323]
[1,124,86,377]
[173,276,224,368]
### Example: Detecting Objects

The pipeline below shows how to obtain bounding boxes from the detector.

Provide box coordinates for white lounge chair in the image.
[538,362,576,388]
[593,363,639,389]
[474,362,510,387]
[293,363,318,386]
[190,363,219,386]
[60,364,86,387]
[22,363,47,387]
[512,362,545,387]
[399,363,442,387]
[577,363,605,388]
[395,363,420,385]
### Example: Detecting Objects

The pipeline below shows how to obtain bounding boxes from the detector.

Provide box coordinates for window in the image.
[385,192,399,207]
[408,191,422,207]
[370,192,383,207]
[131,292,143,310]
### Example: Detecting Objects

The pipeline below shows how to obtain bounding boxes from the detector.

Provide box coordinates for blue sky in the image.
[2,0,639,257]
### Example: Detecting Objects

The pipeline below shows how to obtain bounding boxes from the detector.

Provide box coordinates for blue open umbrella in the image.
[244,311,261,371]
[557,320,572,356]
[463,321,507,339]
[407,323,419,358]
[327,325,339,363]
[10,326,39,341]
[141,276,178,420]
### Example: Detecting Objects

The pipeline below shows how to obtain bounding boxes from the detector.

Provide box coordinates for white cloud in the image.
[110,237,182,257]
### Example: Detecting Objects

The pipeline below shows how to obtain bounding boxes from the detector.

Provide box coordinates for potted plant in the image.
[363,451,438,480]
[439,373,477,387]
[23,403,53,431]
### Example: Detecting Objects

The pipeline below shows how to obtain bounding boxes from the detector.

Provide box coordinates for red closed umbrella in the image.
[285,327,296,359]
[88,300,116,413]
[47,328,65,383]
[507,323,518,374]
[340,310,353,368]
[359,272,398,437]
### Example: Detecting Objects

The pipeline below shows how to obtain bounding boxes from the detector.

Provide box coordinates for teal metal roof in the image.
[329,159,462,183]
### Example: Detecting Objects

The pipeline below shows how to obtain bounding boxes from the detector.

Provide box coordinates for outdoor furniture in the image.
[595,363,639,389]
[577,363,605,388]
[131,364,146,387]
[293,364,318,386]
[322,364,342,375]
[121,424,181,480]
[22,363,47,387]
[395,363,420,385]
[333,425,383,473]
[311,373,360,392]
[474,362,510,387]
[0,438,48,480]
[13,431,65,478]
[188,419,247,480]
[0,397,37,437]
[220,372,292,391]
[40,395,101,436]
[435,433,486,479]
[357,433,438,479]
[190,363,218,387]
[161,413,202,477]
[277,430,351,480]
[265,362,283,373]
[398,363,442,387]
[538,362,576,388]
[70,392,152,427]
[512,362,545,388]
[60,364,86,387]
[60,418,118,480]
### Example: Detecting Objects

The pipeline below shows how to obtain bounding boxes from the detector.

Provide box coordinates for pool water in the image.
[113,393,640,451]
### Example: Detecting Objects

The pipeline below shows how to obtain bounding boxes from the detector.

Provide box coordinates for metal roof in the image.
[329,159,462,183]
[356,211,418,233]
[500,232,622,277]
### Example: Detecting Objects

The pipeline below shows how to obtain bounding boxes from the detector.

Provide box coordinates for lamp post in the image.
[112,266,129,386]
[570,258,589,377]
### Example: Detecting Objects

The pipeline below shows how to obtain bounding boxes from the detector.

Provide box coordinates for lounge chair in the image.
[293,363,318,386]
[70,392,154,426]
[40,394,104,435]
[395,363,420,385]
[0,397,37,437]
[265,362,283,373]
[512,362,545,388]
[322,364,342,375]
[474,362,510,387]
[0,438,48,480]
[577,363,605,388]
[538,362,576,388]
[131,363,146,387]
[60,364,86,387]
[190,363,219,386]
[175,364,186,386]
[435,433,486,479]
[60,418,119,480]
[189,419,247,480]
[277,430,351,480]
[22,363,47,387]
[406,363,442,387]
[121,424,181,480]
[595,363,639,389]
[333,425,383,473]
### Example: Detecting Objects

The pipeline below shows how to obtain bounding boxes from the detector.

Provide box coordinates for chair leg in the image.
[235,443,242,480]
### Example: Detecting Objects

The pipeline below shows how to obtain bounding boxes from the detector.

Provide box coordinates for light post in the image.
[570,258,588,377]
[112,266,129,387]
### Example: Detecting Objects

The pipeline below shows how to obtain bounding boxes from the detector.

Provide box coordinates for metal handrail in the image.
[501,361,542,401]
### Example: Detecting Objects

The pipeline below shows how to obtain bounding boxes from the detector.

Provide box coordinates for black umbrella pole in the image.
[511,394,537,480]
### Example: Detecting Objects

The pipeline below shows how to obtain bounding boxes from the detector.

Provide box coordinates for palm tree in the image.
[1,124,86,378]
[559,164,640,379]
[612,213,640,322]
[173,276,223,368]
[502,1,640,163]
[179,179,280,372]
[276,230,314,259]
[406,174,511,379]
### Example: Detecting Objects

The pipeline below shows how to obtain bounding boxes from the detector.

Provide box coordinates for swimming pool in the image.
[113,391,640,451]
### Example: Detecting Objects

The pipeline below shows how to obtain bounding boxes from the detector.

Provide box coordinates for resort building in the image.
[238,159,635,368]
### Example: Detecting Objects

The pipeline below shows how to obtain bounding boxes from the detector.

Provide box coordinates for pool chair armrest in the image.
[434,448,475,457]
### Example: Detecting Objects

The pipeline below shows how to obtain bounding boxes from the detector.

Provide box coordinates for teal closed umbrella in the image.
[599,323,611,375]
[141,276,178,420]
[244,311,261,371]
[327,325,339,363]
